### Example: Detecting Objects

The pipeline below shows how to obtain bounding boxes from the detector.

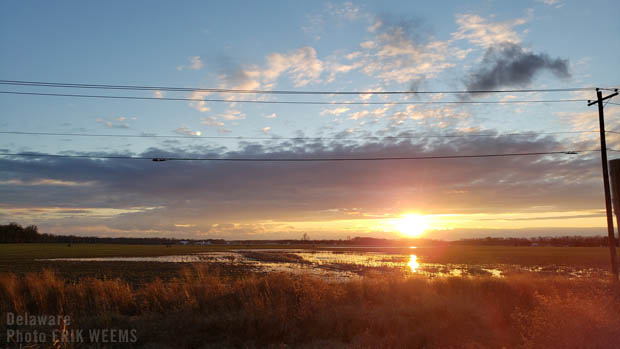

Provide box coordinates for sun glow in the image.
[393,214,429,237]
[408,255,419,272]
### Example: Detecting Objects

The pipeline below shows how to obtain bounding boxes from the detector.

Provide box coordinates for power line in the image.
[0,130,601,140]
[0,79,598,95]
[0,150,598,162]
[0,91,587,105]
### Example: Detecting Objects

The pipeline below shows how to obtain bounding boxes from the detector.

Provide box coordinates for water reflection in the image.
[408,255,419,272]
[39,249,606,279]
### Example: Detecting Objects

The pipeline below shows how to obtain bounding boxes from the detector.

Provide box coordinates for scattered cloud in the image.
[453,13,529,48]
[216,55,261,91]
[326,60,364,82]
[173,126,202,136]
[537,0,564,8]
[302,2,363,41]
[555,105,620,149]
[337,15,470,84]
[320,107,350,116]
[174,223,196,228]
[0,179,95,187]
[96,117,131,129]
[216,47,324,93]
[217,108,246,121]
[464,42,570,92]
[263,47,324,87]
[200,116,225,127]
[326,1,362,20]
[177,56,204,71]
[188,91,211,112]
[349,110,369,120]
[302,14,324,40]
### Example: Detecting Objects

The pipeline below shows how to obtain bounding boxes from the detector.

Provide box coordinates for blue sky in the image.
[0,1,619,239]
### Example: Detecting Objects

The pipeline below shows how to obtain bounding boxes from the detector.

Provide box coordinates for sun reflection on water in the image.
[408,255,419,272]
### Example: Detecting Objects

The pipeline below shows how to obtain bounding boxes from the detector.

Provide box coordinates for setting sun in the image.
[393,214,429,237]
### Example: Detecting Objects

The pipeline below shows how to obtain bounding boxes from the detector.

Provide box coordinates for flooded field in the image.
[40,248,609,279]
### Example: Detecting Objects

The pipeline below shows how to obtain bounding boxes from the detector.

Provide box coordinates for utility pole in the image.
[608,159,620,247]
[588,88,619,281]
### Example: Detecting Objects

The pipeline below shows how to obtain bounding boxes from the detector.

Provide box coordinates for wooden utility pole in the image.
[608,159,620,247]
[588,88,619,281]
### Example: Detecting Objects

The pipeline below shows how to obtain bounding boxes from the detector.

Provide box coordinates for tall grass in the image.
[1,268,619,348]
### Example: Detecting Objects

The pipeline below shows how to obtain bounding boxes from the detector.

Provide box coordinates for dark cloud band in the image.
[465,42,570,93]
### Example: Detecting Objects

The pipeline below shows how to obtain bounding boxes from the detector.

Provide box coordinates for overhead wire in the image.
[0,91,587,105]
[0,150,599,162]
[0,79,599,95]
[0,130,602,140]
[0,79,610,163]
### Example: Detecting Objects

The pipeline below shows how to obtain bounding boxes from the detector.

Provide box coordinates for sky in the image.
[0,0,619,240]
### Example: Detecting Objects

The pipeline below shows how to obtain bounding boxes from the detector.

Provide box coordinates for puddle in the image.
[39,249,606,280]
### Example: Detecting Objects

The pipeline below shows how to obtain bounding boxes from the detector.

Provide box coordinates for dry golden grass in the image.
[1,268,619,348]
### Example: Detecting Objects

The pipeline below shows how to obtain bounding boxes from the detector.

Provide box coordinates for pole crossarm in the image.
[588,88,618,106]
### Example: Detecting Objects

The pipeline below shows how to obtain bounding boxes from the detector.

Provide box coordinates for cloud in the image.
[320,107,350,116]
[216,55,261,90]
[177,56,204,71]
[188,91,211,112]
[263,47,324,87]
[173,126,201,136]
[555,105,620,150]
[537,0,564,8]
[95,117,131,129]
[326,1,361,20]
[217,108,246,121]
[303,2,363,41]
[174,223,196,228]
[215,47,324,93]
[0,179,95,187]
[453,13,528,48]
[336,15,470,84]
[0,133,604,239]
[326,60,364,82]
[349,110,370,120]
[200,116,225,127]
[302,14,324,40]
[464,42,570,92]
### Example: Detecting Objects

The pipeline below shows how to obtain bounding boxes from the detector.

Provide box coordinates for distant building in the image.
[179,240,189,245]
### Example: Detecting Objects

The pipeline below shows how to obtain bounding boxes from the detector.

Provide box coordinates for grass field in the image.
[1,267,619,348]
[0,243,297,283]
[1,243,615,275]
[1,243,619,347]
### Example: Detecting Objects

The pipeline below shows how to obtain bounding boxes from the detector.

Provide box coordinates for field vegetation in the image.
[1,267,619,348]
[1,243,616,283]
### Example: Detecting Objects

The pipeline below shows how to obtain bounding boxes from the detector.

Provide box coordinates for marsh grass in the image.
[1,267,619,348]
[239,251,311,264]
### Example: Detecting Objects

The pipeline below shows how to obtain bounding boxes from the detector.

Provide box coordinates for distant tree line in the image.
[0,223,40,243]
[0,222,179,244]
[1,222,616,247]
[453,236,617,247]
